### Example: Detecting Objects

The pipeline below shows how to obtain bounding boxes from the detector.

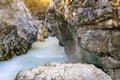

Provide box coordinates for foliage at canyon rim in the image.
[24,0,49,19]
[24,0,49,12]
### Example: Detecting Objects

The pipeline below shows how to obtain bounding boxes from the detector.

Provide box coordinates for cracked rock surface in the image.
[45,0,120,79]
[15,63,111,80]
[0,0,37,61]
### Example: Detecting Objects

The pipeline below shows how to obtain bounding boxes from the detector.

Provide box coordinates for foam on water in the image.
[0,36,67,80]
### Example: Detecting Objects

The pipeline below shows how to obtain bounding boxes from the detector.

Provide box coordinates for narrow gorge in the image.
[0,0,119,80]
[45,0,120,79]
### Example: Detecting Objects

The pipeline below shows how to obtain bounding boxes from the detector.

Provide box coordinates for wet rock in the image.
[45,0,120,79]
[15,63,111,80]
[0,0,37,61]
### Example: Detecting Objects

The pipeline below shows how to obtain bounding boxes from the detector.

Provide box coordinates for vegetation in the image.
[112,0,120,6]
[24,0,49,12]
[24,0,119,13]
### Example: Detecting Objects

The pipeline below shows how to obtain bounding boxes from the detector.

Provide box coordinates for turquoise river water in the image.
[0,36,67,80]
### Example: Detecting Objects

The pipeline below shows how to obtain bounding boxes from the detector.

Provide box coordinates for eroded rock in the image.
[34,20,48,42]
[45,0,120,79]
[0,0,37,60]
[15,63,111,80]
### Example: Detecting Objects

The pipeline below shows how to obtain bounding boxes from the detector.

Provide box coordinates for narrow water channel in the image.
[0,36,67,80]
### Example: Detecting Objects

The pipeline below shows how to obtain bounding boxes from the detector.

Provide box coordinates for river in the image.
[0,36,67,80]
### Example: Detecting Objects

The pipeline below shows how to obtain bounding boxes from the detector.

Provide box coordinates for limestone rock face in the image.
[45,0,120,79]
[33,20,48,42]
[15,63,111,80]
[45,4,72,46]
[0,0,37,61]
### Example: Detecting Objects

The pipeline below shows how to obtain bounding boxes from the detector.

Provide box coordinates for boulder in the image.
[0,0,37,61]
[15,63,111,80]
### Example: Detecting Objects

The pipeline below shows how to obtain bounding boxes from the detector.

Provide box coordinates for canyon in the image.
[0,0,119,80]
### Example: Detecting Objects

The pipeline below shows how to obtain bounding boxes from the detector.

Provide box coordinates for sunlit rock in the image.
[15,63,111,80]
[24,0,49,20]
[33,20,48,42]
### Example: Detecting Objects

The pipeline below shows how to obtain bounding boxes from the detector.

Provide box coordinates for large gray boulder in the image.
[15,63,111,80]
[45,0,120,79]
[0,0,37,61]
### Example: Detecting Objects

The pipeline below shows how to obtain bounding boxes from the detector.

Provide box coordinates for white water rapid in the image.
[0,36,67,80]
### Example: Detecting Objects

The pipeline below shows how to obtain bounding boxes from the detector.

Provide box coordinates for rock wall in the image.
[33,20,48,42]
[0,0,37,61]
[45,0,120,79]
